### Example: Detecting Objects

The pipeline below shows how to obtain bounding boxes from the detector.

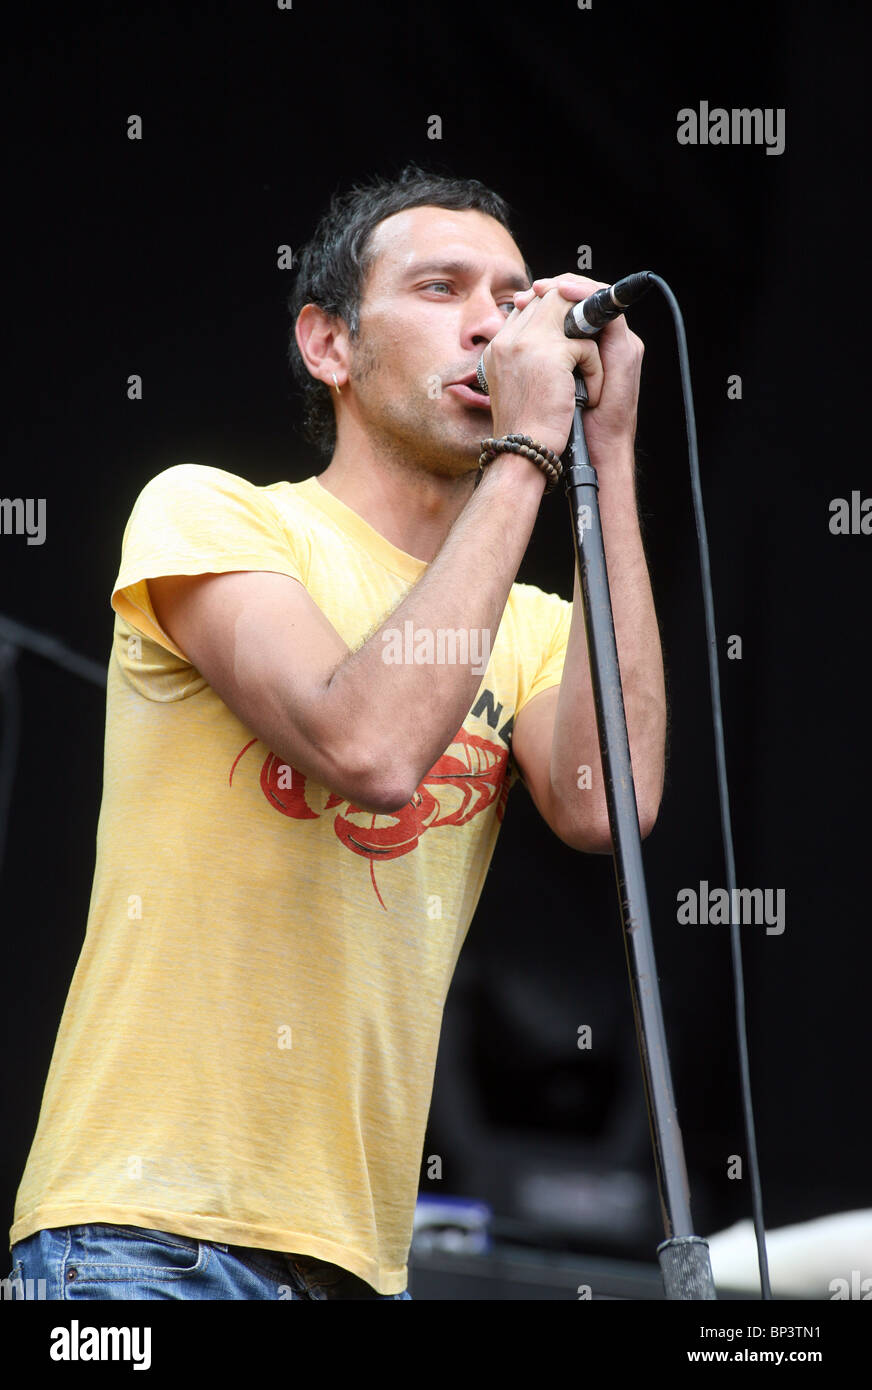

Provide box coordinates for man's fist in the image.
[483,273,644,465]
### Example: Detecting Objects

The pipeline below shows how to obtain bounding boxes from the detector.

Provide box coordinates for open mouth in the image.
[448,377,491,409]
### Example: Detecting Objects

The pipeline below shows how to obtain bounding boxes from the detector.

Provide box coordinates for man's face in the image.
[345,205,531,478]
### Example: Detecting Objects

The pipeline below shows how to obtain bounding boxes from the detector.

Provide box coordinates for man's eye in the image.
[499,300,516,314]
[424,281,452,293]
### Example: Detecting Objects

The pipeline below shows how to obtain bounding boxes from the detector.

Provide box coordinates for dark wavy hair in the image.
[287,164,518,456]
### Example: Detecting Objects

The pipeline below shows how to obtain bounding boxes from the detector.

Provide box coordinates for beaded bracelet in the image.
[477,434,565,494]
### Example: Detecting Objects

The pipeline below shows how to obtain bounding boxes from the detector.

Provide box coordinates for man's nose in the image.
[464,293,509,346]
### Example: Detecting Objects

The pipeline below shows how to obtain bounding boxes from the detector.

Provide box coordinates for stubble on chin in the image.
[351,342,483,484]
[381,403,482,484]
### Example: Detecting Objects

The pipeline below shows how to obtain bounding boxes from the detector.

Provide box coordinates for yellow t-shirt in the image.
[11,463,572,1294]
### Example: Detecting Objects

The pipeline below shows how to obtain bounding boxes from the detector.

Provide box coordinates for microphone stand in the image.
[564,370,716,1300]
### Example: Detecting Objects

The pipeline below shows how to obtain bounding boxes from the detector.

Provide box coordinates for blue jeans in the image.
[6,1224,411,1300]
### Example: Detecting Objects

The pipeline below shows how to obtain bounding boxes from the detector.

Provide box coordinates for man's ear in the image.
[295,304,351,390]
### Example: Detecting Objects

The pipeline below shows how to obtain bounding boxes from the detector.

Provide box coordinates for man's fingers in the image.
[512,276,604,312]
[530,274,609,302]
[513,287,538,310]
[500,284,605,407]
[572,338,604,407]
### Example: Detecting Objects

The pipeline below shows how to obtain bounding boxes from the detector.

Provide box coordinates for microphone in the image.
[475,271,653,394]
[563,271,653,337]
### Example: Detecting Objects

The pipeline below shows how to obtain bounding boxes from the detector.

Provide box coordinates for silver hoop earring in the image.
[332,373,342,395]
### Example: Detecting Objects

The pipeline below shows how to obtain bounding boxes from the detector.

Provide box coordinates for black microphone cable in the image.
[601,271,774,1301]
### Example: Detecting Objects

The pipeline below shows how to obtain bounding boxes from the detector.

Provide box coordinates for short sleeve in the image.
[514,586,573,717]
[111,463,307,659]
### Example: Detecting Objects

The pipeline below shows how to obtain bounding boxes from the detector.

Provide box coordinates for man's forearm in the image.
[324,453,546,804]
[549,448,667,842]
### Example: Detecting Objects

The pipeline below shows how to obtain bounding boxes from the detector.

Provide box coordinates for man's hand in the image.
[480,283,601,459]
[506,274,644,466]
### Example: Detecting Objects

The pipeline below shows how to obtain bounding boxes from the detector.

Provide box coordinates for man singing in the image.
[7,166,666,1299]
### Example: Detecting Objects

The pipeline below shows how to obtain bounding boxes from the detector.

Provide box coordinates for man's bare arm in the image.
[149,454,546,815]
[511,458,666,853]
[150,280,610,816]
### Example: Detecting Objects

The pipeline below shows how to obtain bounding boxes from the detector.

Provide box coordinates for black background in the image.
[2,0,869,1276]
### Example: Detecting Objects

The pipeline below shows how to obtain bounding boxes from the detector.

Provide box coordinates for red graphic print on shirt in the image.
[229,726,510,909]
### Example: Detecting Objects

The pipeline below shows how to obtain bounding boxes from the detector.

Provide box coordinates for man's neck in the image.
[314,438,477,563]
